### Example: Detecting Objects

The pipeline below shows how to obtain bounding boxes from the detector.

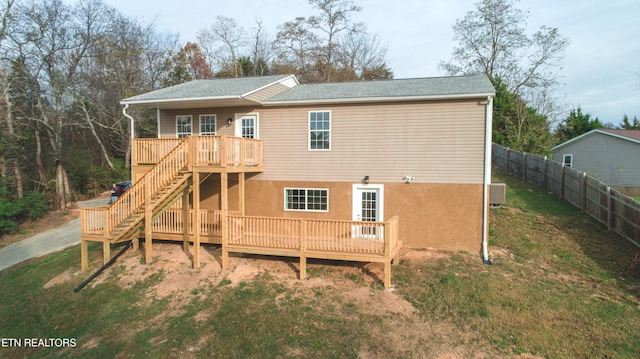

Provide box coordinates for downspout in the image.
[482,95,493,265]
[157,108,161,139]
[122,104,134,140]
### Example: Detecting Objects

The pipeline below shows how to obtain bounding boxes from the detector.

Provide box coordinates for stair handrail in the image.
[106,136,191,234]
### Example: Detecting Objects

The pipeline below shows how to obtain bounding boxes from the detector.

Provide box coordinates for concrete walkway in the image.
[0,198,110,272]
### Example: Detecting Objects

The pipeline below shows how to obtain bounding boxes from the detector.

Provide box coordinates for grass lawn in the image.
[1,170,639,358]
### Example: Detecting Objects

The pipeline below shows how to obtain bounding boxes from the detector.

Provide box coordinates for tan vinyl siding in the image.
[244,83,291,103]
[257,99,486,184]
[159,108,256,138]
[157,98,487,184]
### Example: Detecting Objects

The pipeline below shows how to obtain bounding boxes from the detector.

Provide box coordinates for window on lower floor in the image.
[200,114,216,135]
[563,154,573,167]
[285,188,329,212]
[176,115,192,138]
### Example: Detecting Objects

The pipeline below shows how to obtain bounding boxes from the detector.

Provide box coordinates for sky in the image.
[102,0,640,125]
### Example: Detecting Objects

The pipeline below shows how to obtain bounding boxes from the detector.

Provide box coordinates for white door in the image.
[352,184,384,239]
[234,114,258,139]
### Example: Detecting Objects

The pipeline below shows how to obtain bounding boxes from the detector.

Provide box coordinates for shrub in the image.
[0,192,48,236]
[20,192,48,220]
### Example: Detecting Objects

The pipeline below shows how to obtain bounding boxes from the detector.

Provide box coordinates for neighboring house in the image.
[80,74,495,287]
[552,129,640,196]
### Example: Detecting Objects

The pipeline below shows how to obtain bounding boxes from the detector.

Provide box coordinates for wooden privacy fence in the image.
[492,143,640,248]
[222,215,402,288]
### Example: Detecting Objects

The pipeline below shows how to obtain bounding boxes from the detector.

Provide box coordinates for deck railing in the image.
[226,215,400,256]
[133,138,181,165]
[132,136,263,167]
[152,209,241,237]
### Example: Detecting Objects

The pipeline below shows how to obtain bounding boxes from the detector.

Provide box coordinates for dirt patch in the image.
[44,269,77,289]
[90,241,423,319]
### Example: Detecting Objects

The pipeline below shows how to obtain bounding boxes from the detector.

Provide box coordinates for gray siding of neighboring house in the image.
[552,132,640,187]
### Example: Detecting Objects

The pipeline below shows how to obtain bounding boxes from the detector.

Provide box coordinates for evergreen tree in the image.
[554,107,602,144]
[620,115,640,130]
[492,78,554,156]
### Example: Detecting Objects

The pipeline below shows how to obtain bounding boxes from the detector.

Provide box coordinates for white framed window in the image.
[563,154,573,167]
[309,111,331,150]
[200,114,216,135]
[176,115,192,138]
[284,188,329,212]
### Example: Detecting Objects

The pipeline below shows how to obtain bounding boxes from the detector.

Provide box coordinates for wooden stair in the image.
[109,171,192,243]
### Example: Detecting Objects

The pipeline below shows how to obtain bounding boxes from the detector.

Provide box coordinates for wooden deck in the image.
[223,215,401,288]
[80,136,402,288]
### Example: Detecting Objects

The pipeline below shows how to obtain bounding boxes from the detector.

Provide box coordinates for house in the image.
[80,74,496,287]
[552,129,640,196]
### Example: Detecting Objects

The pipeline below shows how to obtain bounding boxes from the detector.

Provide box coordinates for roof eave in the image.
[263,92,495,106]
[120,95,242,106]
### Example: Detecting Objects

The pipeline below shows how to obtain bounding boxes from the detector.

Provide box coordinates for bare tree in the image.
[0,0,22,197]
[77,8,178,167]
[274,17,322,82]
[439,0,569,112]
[248,17,273,76]
[307,0,362,82]
[12,0,109,209]
[197,16,247,77]
[337,30,392,80]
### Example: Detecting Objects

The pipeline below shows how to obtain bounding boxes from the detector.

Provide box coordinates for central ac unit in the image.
[489,183,506,207]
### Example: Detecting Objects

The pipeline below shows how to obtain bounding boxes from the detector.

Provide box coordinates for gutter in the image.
[262,92,496,106]
[482,95,493,265]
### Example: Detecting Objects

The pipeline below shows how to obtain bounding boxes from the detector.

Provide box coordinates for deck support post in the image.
[384,222,392,289]
[103,242,111,265]
[144,182,152,264]
[193,172,201,269]
[132,238,139,251]
[182,186,190,253]
[221,211,228,270]
[238,172,245,215]
[81,239,88,272]
[300,220,307,280]
[221,172,229,270]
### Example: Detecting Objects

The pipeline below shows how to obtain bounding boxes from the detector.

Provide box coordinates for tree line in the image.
[440,0,637,156]
[0,0,636,234]
[0,0,391,222]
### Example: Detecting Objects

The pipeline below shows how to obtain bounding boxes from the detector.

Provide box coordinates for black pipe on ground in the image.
[74,240,133,292]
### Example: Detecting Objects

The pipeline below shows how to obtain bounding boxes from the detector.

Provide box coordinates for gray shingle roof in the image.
[121,74,494,106]
[121,75,295,103]
[601,129,640,142]
[263,75,494,103]
[552,129,640,151]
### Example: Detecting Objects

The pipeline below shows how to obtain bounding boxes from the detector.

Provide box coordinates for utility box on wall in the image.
[489,183,506,207]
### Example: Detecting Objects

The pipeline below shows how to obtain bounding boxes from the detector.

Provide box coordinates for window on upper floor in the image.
[285,188,329,212]
[200,114,216,135]
[563,154,573,167]
[309,111,331,150]
[176,115,192,138]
